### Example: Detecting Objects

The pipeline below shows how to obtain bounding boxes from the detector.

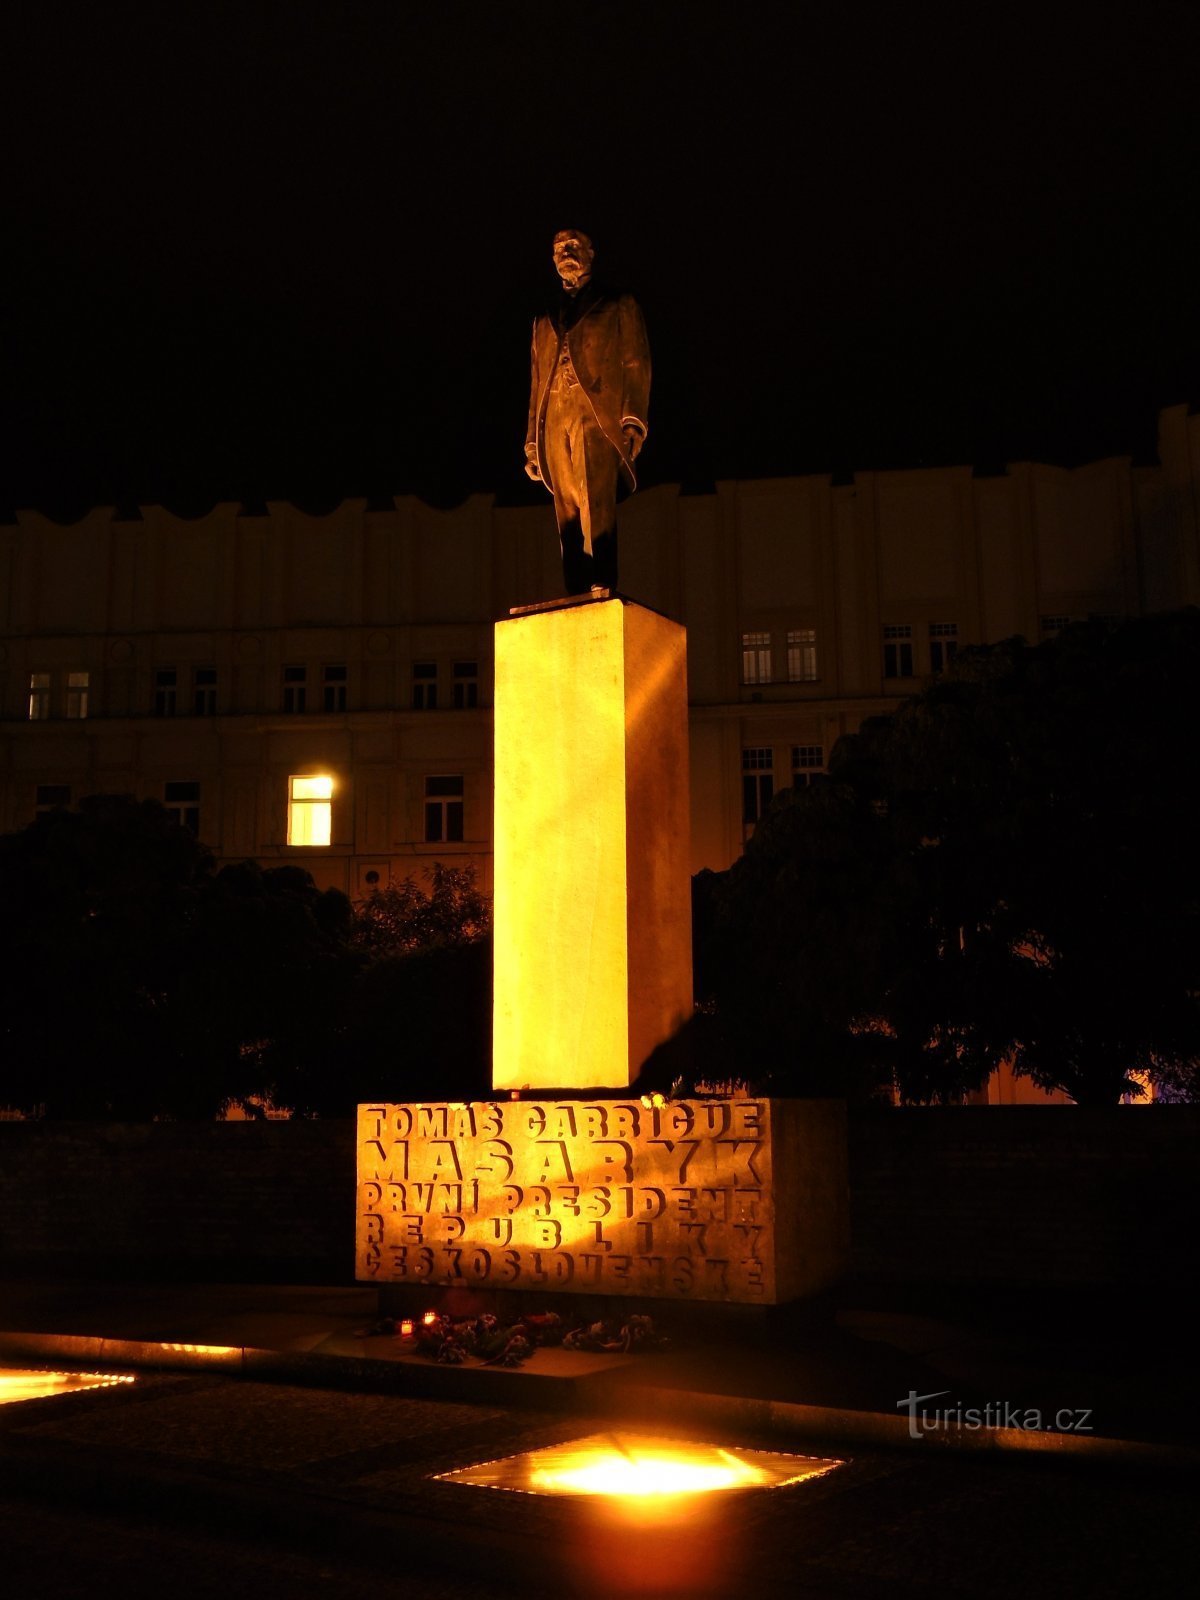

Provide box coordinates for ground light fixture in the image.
[0,1369,135,1405]
[436,1432,844,1499]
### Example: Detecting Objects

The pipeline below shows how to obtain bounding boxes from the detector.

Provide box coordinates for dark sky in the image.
[4,0,1199,519]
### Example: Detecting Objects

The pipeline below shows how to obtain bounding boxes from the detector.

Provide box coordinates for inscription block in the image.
[356,1098,847,1305]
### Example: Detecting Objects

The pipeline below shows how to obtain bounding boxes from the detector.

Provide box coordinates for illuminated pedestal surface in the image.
[492,597,692,1091]
[356,1098,848,1304]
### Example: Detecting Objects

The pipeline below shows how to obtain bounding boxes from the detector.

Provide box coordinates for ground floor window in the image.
[288,774,333,845]
[425,775,464,842]
[742,747,774,838]
[164,781,201,834]
[35,784,71,814]
[792,745,826,785]
[883,625,913,679]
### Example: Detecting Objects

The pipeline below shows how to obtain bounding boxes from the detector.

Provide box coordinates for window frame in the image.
[287,773,334,846]
[154,667,178,717]
[741,746,775,838]
[282,664,308,714]
[740,631,773,686]
[883,625,914,680]
[322,663,348,713]
[27,671,51,721]
[164,780,201,835]
[65,670,89,719]
[424,774,464,843]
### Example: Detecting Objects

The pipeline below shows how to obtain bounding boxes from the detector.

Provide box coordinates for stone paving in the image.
[1,1371,1193,1598]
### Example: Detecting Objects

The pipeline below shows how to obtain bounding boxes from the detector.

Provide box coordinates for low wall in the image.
[0,1120,355,1281]
[848,1106,1200,1290]
[1,1108,1196,1291]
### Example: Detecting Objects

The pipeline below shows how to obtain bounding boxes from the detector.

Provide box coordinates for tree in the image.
[284,865,495,1115]
[0,798,357,1119]
[699,612,1200,1105]
[350,863,491,958]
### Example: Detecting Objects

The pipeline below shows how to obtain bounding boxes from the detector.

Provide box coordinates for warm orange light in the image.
[0,1369,135,1405]
[399,1319,415,1338]
[531,1446,770,1497]
[158,1343,240,1356]
[492,602,692,1091]
[437,1432,843,1499]
[422,1310,439,1327]
[288,773,334,846]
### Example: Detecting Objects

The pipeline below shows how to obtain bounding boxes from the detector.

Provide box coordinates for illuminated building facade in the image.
[2,403,1198,904]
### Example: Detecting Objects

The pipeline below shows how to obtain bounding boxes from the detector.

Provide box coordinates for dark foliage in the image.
[697,612,1200,1105]
[0,804,491,1119]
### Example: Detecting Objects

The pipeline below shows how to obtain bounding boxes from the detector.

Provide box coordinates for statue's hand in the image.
[524,456,542,482]
[624,426,644,462]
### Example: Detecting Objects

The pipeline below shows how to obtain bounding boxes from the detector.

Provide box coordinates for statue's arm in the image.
[618,295,651,453]
[524,319,542,480]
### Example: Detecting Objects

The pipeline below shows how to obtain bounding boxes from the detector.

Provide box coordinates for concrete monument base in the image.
[356,1098,848,1306]
[491,594,692,1092]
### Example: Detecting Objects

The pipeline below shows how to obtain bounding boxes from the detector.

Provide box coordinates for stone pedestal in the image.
[491,596,692,1091]
[356,1098,848,1305]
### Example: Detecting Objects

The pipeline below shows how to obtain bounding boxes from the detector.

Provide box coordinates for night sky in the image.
[4,0,1199,520]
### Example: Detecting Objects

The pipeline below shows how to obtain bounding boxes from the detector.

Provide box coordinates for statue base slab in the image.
[356,1098,848,1306]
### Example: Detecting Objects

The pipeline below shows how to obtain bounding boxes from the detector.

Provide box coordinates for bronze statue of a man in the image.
[524,229,651,594]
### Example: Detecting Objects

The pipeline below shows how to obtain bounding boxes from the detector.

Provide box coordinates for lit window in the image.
[452,660,479,709]
[883,626,913,679]
[786,628,818,682]
[323,664,347,713]
[193,667,218,716]
[288,774,333,845]
[424,775,464,843]
[28,672,50,720]
[155,668,177,717]
[928,622,958,673]
[1040,615,1072,637]
[282,665,307,714]
[742,747,774,839]
[164,781,201,835]
[741,632,772,685]
[35,784,71,814]
[792,745,825,786]
[412,662,438,710]
[66,671,89,719]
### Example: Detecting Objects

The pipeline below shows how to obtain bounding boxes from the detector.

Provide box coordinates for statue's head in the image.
[552,229,594,291]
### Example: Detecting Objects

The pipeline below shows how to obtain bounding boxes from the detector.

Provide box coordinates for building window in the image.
[288,774,333,846]
[27,672,50,721]
[193,666,218,715]
[282,665,307,713]
[66,671,89,719]
[883,625,913,679]
[35,784,71,814]
[1040,615,1072,637]
[928,622,958,673]
[323,664,348,713]
[412,662,438,709]
[786,628,818,682]
[792,745,826,786]
[164,781,201,835]
[452,660,479,709]
[154,668,177,716]
[424,775,464,843]
[742,747,774,838]
[741,631,772,685]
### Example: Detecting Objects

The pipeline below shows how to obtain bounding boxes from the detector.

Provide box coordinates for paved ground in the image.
[0,1372,1192,1598]
[2,1279,1196,1447]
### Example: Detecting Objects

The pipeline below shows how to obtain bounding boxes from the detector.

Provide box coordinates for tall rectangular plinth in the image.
[356,1099,849,1305]
[492,597,692,1090]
